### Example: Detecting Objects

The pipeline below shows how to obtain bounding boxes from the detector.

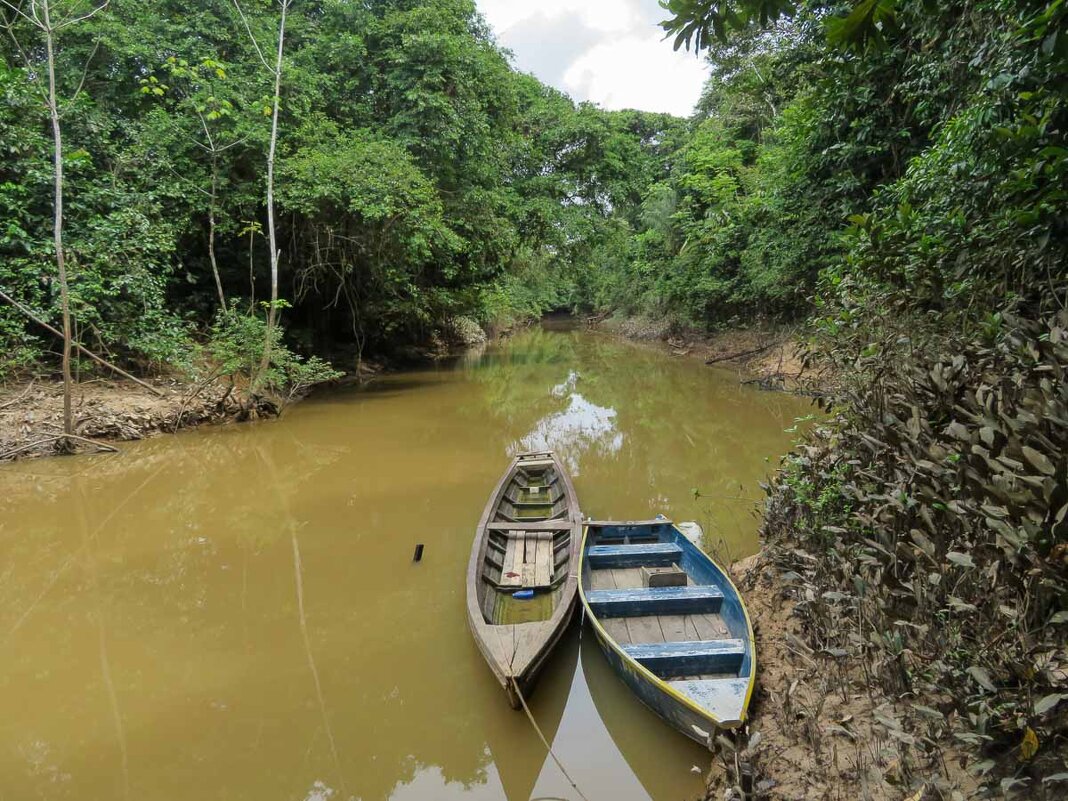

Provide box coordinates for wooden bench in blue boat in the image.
[584,585,724,617]
[587,542,683,569]
[621,639,745,678]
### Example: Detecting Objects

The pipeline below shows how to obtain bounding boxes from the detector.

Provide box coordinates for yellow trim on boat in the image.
[577,523,757,731]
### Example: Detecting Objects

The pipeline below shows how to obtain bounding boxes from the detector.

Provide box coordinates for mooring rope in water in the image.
[510,676,592,801]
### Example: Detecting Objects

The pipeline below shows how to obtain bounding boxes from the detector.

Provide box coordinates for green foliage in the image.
[766,312,1068,782]
[480,247,577,329]
[207,304,341,401]
[660,0,796,50]
[279,127,464,343]
[1,0,693,370]
[654,0,1068,785]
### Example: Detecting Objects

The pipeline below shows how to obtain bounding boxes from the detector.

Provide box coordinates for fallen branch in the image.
[0,379,36,412]
[0,433,120,461]
[704,342,775,365]
[0,288,165,397]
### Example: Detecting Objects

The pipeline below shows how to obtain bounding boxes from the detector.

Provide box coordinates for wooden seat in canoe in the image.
[621,639,746,678]
[500,532,555,589]
[587,542,683,569]
[584,585,725,617]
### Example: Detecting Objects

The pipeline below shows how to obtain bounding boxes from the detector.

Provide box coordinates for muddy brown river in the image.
[0,325,814,801]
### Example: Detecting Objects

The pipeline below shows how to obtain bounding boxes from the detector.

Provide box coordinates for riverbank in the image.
[0,344,412,462]
[710,551,977,801]
[590,315,833,396]
[0,378,247,462]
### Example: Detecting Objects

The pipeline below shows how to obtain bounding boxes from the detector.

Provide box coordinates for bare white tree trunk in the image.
[264,0,287,338]
[3,0,111,441]
[207,154,226,309]
[234,0,290,384]
[41,1,74,438]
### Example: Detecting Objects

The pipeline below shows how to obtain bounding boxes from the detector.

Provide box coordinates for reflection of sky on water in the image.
[513,372,623,475]
[550,370,578,398]
[389,763,499,801]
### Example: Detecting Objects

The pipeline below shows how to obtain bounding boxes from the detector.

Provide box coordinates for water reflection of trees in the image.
[0,327,813,800]
[466,329,814,552]
[0,422,573,801]
[580,633,708,800]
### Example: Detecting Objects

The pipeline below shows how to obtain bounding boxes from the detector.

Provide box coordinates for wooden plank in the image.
[625,615,665,646]
[501,536,521,587]
[487,521,568,531]
[519,535,537,586]
[534,536,552,586]
[585,586,724,618]
[691,613,730,640]
[590,569,617,590]
[587,543,683,569]
[602,618,631,645]
[586,519,674,527]
[517,458,554,468]
[668,678,751,723]
[683,615,703,640]
[621,639,745,678]
[611,567,645,589]
[658,614,689,643]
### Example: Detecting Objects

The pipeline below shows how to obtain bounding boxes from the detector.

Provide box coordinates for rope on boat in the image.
[510,677,592,801]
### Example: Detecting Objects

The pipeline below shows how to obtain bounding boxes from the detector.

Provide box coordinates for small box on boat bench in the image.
[641,564,687,588]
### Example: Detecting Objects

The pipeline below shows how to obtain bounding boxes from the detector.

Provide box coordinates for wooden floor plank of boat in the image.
[588,567,731,647]
[691,612,730,639]
[501,537,521,587]
[626,615,665,645]
[535,537,552,585]
[658,614,689,642]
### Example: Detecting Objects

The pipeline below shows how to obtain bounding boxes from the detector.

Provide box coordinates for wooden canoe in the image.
[466,451,582,708]
[578,518,756,745]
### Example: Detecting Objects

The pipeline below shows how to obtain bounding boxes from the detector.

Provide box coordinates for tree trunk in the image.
[208,154,226,310]
[42,0,73,439]
[259,0,288,381]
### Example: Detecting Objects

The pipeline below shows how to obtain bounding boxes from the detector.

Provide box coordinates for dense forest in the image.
[0,0,686,385]
[2,0,1067,792]
[650,0,1067,794]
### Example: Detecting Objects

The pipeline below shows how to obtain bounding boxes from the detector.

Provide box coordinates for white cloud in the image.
[479,0,641,34]
[563,36,708,116]
[477,0,708,117]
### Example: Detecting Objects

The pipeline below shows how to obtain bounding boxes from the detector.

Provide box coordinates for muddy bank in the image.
[591,315,833,395]
[0,378,246,462]
[705,552,977,801]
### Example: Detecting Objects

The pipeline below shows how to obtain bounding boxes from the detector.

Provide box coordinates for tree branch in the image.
[58,36,99,115]
[0,0,39,28]
[54,0,108,30]
[0,287,165,396]
[231,0,272,73]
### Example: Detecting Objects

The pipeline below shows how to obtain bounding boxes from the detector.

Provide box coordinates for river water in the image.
[0,325,813,801]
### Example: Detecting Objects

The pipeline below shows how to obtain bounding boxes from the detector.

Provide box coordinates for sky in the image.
[475,0,710,117]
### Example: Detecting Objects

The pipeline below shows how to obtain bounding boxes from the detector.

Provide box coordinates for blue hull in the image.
[579,519,755,746]
[589,623,722,747]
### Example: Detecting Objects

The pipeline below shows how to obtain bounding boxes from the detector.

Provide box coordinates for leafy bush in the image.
[765,311,1068,786]
[207,305,341,406]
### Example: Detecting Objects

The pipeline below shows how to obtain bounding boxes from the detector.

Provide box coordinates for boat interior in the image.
[582,521,752,721]
[477,455,574,626]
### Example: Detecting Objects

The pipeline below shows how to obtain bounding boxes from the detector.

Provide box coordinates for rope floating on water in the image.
[510,676,592,801]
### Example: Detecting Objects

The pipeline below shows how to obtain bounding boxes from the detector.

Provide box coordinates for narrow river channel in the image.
[0,324,814,801]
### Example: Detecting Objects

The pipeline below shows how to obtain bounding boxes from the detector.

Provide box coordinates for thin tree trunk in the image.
[248,228,256,310]
[0,288,165,395]
[42,0,73,439]
[208,154,226,309]
[259,0,288,380]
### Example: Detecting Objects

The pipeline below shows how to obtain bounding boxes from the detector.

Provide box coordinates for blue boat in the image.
[578,518,755,746]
